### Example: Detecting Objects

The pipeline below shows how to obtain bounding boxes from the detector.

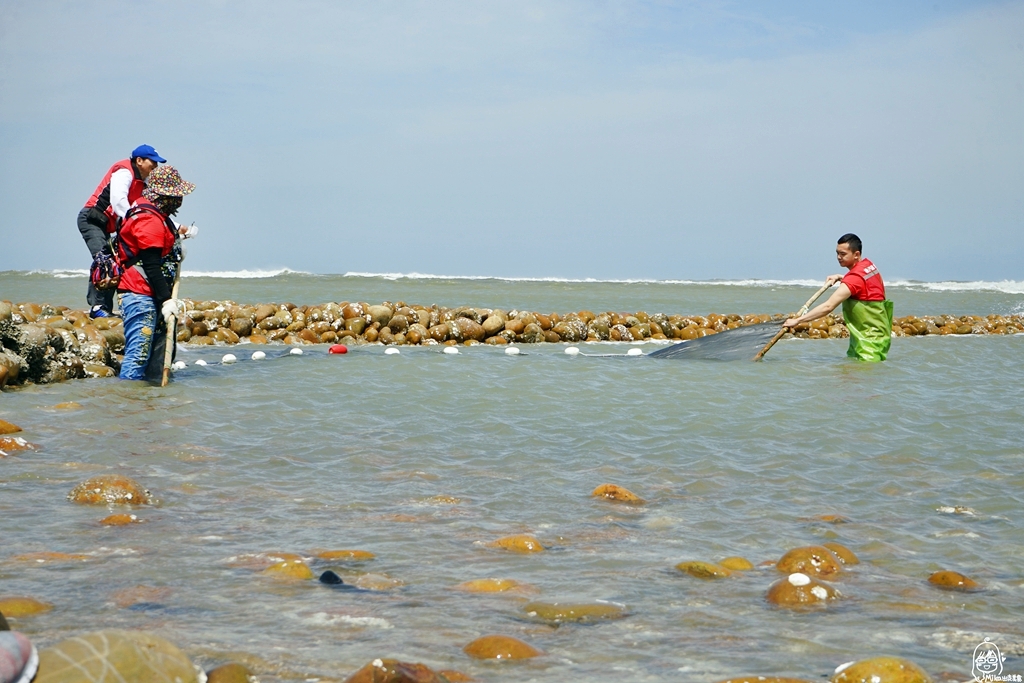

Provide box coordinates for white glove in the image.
[180,223,199,239]
[161,299,184,322]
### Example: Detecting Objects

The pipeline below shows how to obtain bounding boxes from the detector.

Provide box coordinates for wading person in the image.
[116,166,195,381]
[784,233,893,361]
[78,145,166,317]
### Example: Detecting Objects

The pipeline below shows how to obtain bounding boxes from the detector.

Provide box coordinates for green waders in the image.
[842,298,894,362]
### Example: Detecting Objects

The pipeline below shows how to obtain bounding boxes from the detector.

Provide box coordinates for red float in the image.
[328,344,348,355]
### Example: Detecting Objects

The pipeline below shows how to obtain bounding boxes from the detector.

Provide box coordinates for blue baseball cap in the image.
[130,144,167,163]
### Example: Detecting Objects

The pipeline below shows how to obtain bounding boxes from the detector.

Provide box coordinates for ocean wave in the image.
[888,280,1024,294]
[181,268,310,279]
[342,272,826,287]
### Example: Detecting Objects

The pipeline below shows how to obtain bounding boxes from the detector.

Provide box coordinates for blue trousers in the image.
[118,292,169,381]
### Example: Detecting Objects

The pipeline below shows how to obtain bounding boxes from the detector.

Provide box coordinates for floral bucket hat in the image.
[146,165,195,197]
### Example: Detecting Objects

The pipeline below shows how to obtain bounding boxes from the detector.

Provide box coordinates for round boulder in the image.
[776,546,843,579]
[489,535,544,553]
[831,657,933,683]
[67,475,152,506]
[766,572,840,609]
[591,483,644,504]
[927,570,979,591]
[463,635,541,660]
[35,630,199,683]
[344,658,448,683]
[676,561,732,579]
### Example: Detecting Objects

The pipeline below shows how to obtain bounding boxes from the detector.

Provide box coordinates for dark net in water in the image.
[647,322,782,361]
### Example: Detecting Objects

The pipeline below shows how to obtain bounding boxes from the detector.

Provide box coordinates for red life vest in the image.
[841,258,886,302]
[84,159,146,233]
[116,202,177,297]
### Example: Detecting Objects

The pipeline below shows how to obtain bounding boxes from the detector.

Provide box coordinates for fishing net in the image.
[647,322,782,361]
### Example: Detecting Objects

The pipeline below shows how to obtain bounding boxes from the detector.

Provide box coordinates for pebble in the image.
[463,634,541,660]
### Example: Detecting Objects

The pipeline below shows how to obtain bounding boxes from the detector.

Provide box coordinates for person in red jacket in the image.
[116,165,195,381]
[78,145,166,318]
[784,233,893,361]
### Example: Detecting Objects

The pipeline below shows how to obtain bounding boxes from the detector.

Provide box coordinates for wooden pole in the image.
[160,259,183,387]
[753,282,833,361]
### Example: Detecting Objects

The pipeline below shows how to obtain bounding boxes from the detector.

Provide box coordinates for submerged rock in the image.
[719,557,754,571]
[766,572,840,609]
[35,630,198,683]
[591,483,644,504]
[776,546,843,579]
[262,560,314,580]
[675,561,733,579]
[314,549,376,561]
[0,437,36,457]
[714,678,815,683]
[0,596,53,617]
[207,662,253,683]
[454,578,520,593]
[521,601,626,623]
[831,657,934,683]
[344,658,448,683]
[489,535,545,553]
[67,475,152,506]
[0,420,22,435]
[463,635,541,660]
[927,570,979,591]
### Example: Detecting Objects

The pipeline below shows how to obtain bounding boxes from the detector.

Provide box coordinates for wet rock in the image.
[0,611,7,630]
[451,318,485,342]
[454,578,520,593]
[482,314,506,337]
[719,557,754,571]
[207,662,253,683]
[367,305,393,327]
[83,362,115,378]
[463,635,541,660]
[0,365,7,388]
[776,546,843,579]
[10,551,89,564]
[591,483,644,504]
[927,570,979,591]
[35,629,199,683]
[489,535,545,553]
[831,657,934,683]
[522,601,625,623]
[100,513,140,526]
[766,572,840,609]
[822,543,859,565]
[67,475,152,506]
[318,570,348,586]
[353,573,403,591]
[0,420,22,435]
[714,678,815,683]
[0,596,53,617]
[263,560,314,580]
[314,549,375,561]
[0,437,35,457]
[676,561,732,579]
[344,658,448,683]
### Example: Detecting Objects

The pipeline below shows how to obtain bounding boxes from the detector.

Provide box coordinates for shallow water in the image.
[2,273,1024,681]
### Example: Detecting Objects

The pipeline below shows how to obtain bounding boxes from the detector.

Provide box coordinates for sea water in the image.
[1,271,1023,681]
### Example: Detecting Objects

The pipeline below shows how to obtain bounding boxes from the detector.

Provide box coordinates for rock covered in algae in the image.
[67,475,152,506]
[314,549,376,561]
[591,483,645,504]
[463,635,541,660]
[100,513,140,526]
[714,678,815,683]
[676,561,732,579]
[489,535,545,553]
[521,601,626,623]
[344,658,451,683]
[0,436,35,456]
[262,559,314,580]
[455,578,520,593]
[719,556,755,571]
[0,596,53,617]
[0,420,22,435]
[927,570,979,591]
[766,572,840,609]
[776,546,843,579]
[207,662,254,683]
[35,630,199,683]
[822,542,859,565]
[831,657,934,683]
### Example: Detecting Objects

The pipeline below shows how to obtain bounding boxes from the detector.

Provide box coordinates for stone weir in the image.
[1,299,1022,387]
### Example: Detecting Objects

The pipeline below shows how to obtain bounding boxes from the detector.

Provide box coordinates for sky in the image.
[1,0,1022,281]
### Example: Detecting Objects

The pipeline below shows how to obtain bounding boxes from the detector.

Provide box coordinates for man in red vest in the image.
[78,145,166,318]
[784,233,894,361]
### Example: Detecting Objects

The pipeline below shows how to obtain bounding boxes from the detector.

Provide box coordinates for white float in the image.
[251,351,266,361]
[384,347,400,355]
[443,347,459,355]
[564,347,580,356]
[171,361,186,370]
[289,348,303,356]
[222,354,237,364]
[194,359,208,366]
[504,347,520,355]
[627,348,643,356]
